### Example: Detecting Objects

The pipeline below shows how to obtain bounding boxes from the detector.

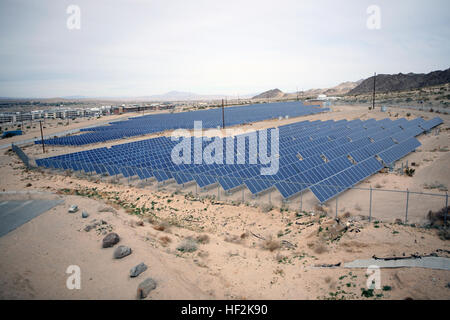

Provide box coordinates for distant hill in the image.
[300,80,363,97]
[349,68,450,95]
[252,88,285,99]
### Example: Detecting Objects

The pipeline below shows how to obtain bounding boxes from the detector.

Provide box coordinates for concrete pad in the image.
[344,256,450,271]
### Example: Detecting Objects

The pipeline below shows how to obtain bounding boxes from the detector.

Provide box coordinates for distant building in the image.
[0,113,16,124]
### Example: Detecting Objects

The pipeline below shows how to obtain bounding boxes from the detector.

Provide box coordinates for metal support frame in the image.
[405,188,409,223]
[369,186,373,222]
[445,192,448,226]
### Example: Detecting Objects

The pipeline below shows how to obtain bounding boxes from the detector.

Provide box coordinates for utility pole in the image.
[296,86,299,101]
[372,72,376,111]
[39,120,45,154]
[222,98,225,129]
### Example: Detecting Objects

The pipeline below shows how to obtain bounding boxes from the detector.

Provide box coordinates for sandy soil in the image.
[0,104,449,300]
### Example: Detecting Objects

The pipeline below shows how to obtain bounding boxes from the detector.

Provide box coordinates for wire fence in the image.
[11,143,31,168]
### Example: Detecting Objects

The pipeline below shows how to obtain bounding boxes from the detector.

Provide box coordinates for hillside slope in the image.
[349,68,450,95]
[252,88,285,99]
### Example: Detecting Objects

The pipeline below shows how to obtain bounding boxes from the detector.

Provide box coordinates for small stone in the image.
[130,263,147,278]
[82,211,89,218]
[102,232,120,248]
[137,278,157,299]
[68,205,78,213]
[113,245,132,259]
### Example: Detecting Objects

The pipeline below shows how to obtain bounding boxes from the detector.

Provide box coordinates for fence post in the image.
[335,195,338,219]
[369,186,372,222]
[405,188,409,224]
[445,192,448,227]
[242,188,244,202]
[217,184,220,200]
[269,190,272,206]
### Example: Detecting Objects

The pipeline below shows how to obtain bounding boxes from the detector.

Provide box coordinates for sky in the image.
[0,0,449,98]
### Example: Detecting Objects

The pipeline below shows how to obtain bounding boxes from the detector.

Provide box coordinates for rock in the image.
[102,232,120,248]
[113,245,132,259]
[130,263,147,278]
[84,219,107,232]
[137,278,157,299]
[82,211,89,218]
[68,205,78,213]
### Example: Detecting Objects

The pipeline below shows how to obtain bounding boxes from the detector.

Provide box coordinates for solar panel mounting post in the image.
[335,194,338,219]
[445,192,448,227]
[39,120,45,154]
[222,99,225,129]
[372,72,376,111]
[405,188,409,224]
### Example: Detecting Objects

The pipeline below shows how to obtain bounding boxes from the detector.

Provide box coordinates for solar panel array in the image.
[35,101,328,146]
[35,116,443,203]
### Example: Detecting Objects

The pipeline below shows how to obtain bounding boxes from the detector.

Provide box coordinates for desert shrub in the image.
[313,243,328,254]
[177,238,198,252]
[262,237,281,252]
[438,229,450,240]
[261,204,274,213]
[159,236,172,246]
[405,168,415,177]
[224,234,242,244]
[427,206,450,226]
[195,234,210,244]
[423,181,447,191]
[153,220,170,232]
[98,206,117,213]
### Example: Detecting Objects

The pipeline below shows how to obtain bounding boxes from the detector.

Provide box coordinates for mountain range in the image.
[348,68,450,95]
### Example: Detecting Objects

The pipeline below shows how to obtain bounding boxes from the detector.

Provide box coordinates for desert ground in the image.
[0,104,449,300]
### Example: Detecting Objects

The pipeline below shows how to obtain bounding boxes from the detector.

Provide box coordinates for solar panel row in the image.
[35,101,329,146]
[35,117,443,203]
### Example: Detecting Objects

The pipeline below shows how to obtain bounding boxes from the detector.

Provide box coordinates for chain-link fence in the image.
[11,143,31,168]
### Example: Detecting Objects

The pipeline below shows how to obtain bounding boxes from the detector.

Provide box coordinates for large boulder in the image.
[137,278,157,299]
[113,245,132,259]
[130,262,147,278]
[102,232,120,248]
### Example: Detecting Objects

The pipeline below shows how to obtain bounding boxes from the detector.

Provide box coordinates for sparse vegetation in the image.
[195,234,210,244]
[159,236,172,246]
[176,238,198,252]
[427,206,449,227]
[262,237,281,252]
[405,167,415,177]
[423,181,448,191]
